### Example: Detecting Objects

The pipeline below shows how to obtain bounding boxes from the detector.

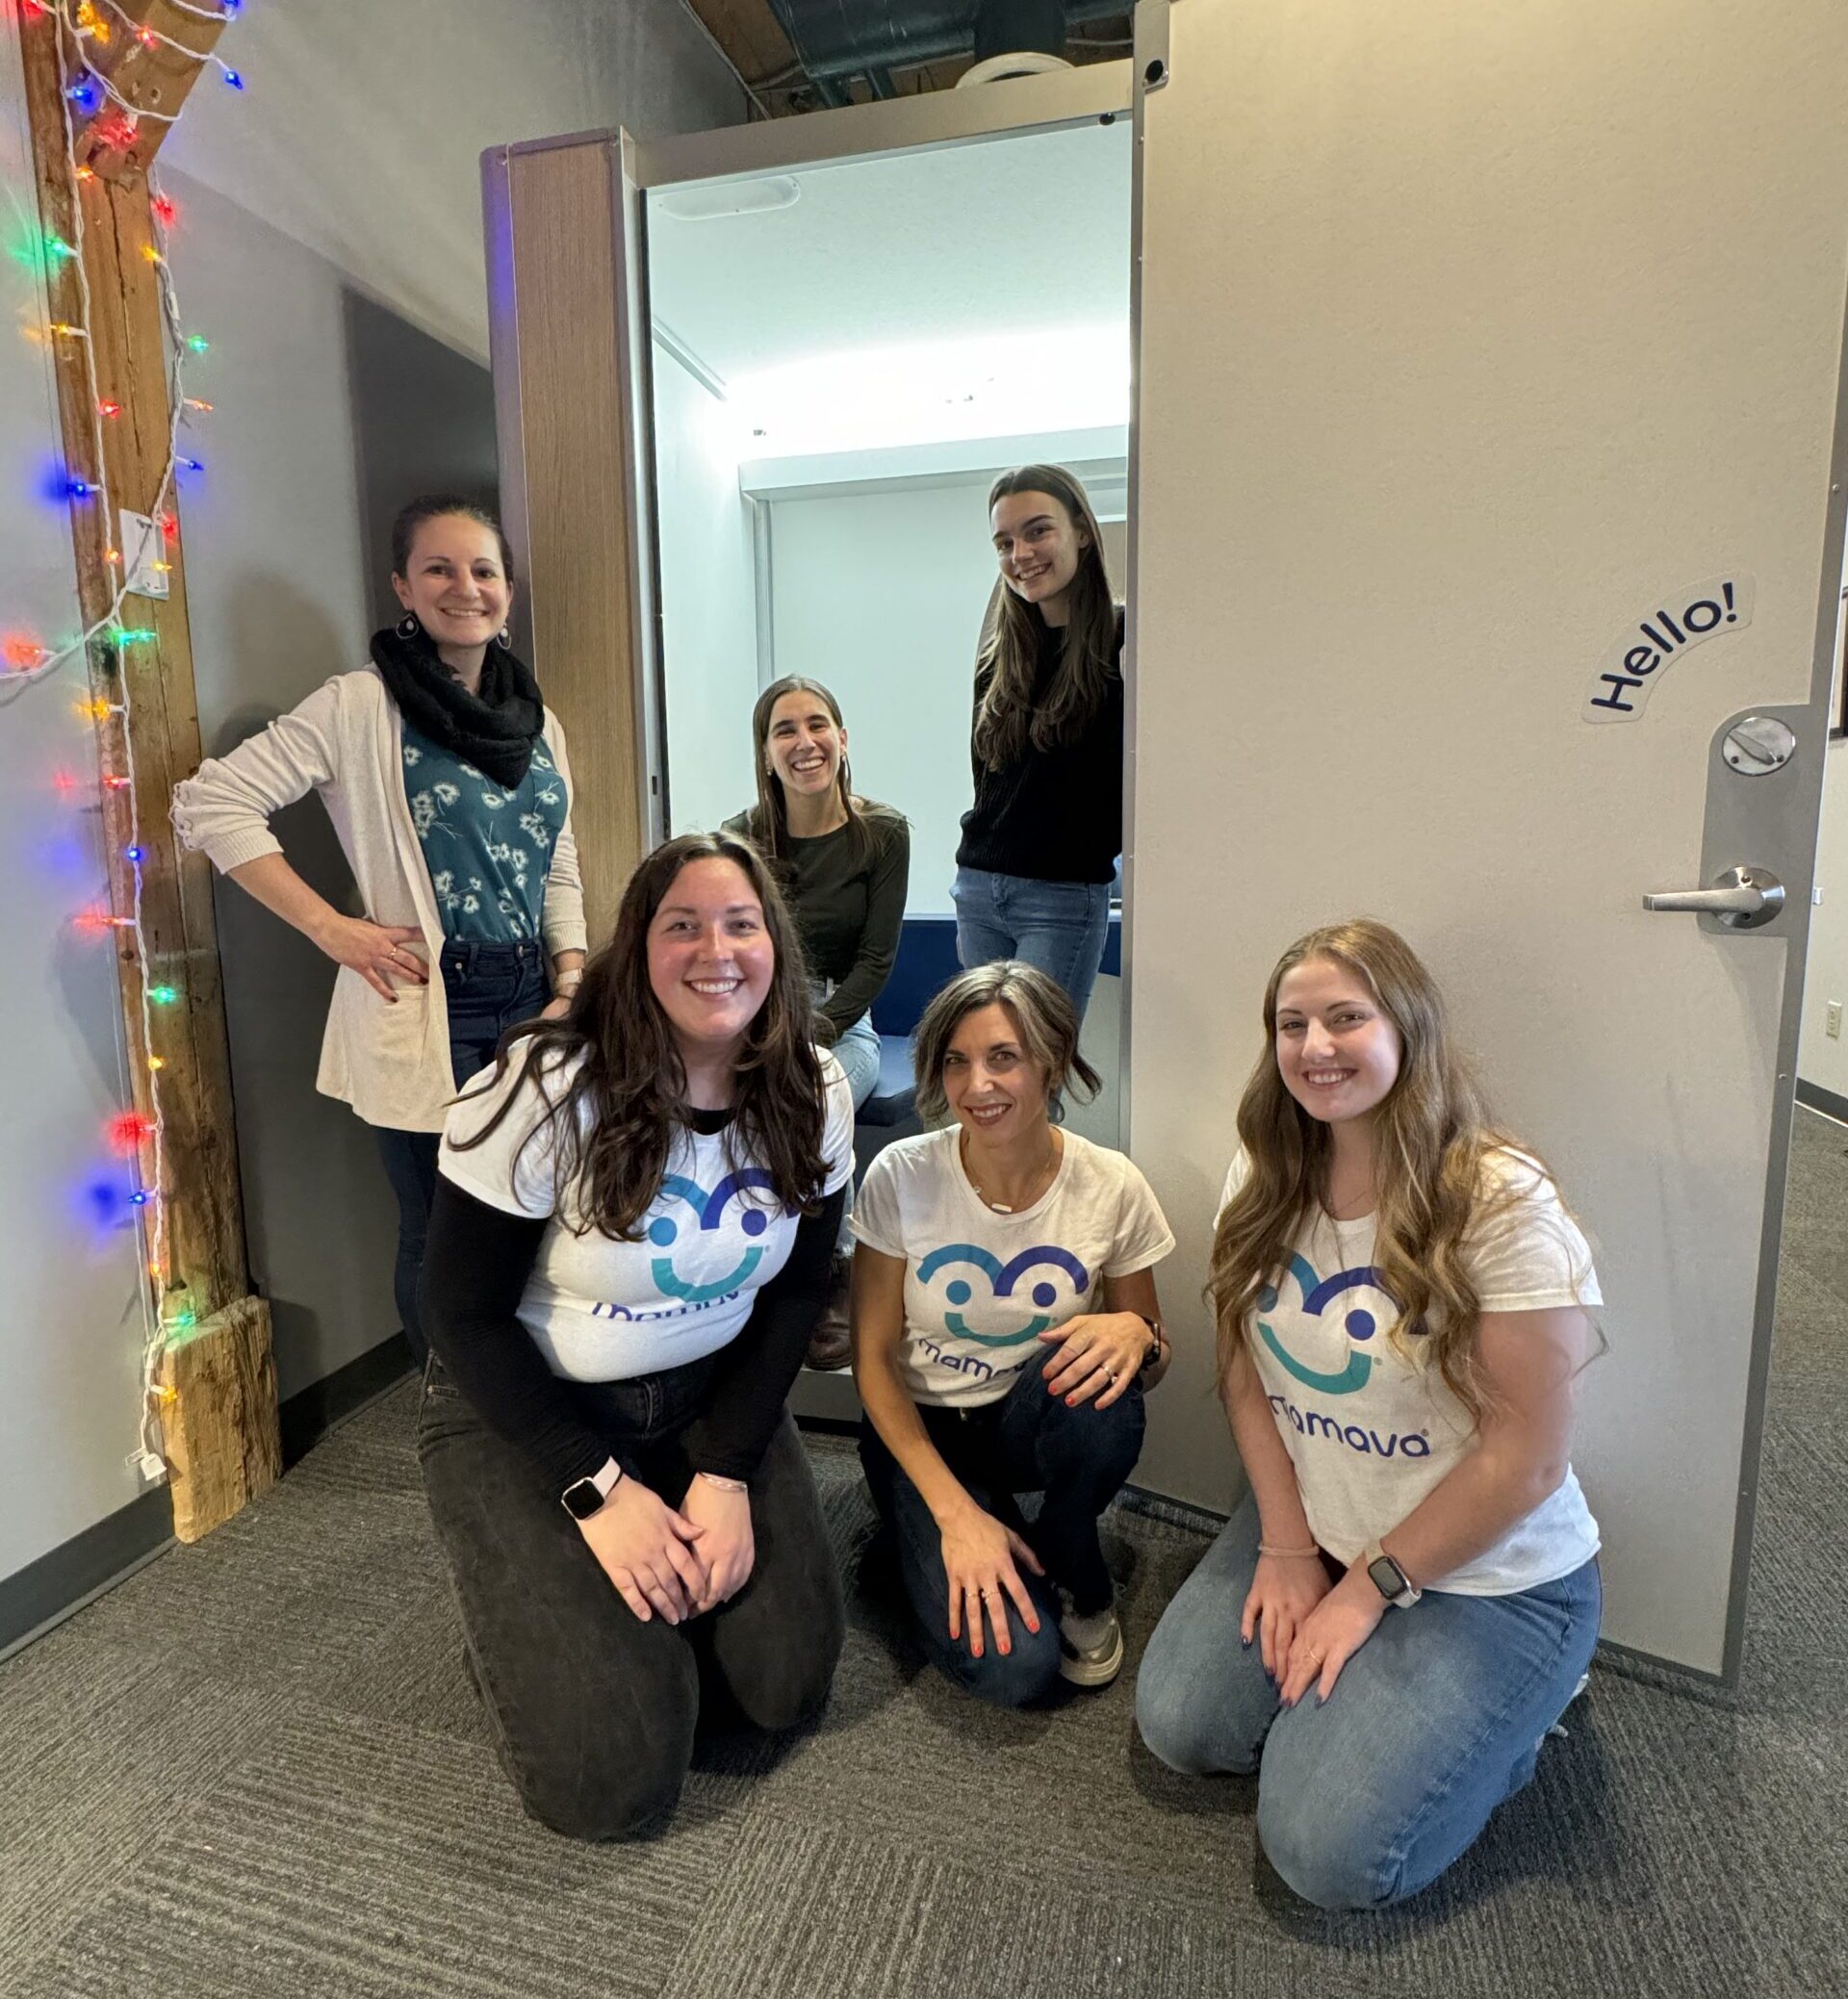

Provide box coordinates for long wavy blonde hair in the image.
[1208,920,1567,1422]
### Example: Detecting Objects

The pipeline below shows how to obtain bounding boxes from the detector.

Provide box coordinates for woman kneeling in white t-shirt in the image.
[852,962,1175,1703]
[1136,919,1603,1909]
[419,831,855,1839]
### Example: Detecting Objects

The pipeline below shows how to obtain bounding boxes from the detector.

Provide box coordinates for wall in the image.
[654,349,759,838]
[163,0,743,365]
[1795,583,1848,1098]
[0,16,158,1619]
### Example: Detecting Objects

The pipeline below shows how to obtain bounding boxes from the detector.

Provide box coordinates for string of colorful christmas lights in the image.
[6,0,244,1478]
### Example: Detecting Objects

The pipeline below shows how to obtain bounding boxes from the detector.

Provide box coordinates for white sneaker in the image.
[1544,1671,1593,1745]
[1057,1592,1125,1688]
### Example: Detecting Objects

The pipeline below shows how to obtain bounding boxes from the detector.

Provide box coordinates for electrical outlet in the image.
[1828,1001,1842,1040]
[119,508,169,600]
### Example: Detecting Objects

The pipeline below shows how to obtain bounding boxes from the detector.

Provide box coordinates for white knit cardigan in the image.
[172,664,588,1133]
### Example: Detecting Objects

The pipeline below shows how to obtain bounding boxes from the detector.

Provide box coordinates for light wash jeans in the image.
[1134,1492,1601,1909]
[951,866,1112,1025]
[831,1010,883,1112]
[813,979,882,1255]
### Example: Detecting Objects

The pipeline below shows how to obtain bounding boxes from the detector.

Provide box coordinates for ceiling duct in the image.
[764,0,1124,90]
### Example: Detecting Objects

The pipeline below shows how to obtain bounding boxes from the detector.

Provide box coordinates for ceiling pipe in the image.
[763,0,1122,85]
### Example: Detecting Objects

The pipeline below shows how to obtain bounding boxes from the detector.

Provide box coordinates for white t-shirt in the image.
[1221,1147,1602,1595]
[853,1127,1175,1409]
[439,1046,856,1382]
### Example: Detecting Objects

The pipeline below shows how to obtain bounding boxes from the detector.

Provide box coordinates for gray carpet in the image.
[5,1114,1847,1998]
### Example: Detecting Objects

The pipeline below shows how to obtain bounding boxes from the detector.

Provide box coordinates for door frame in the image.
[484,60,1133,915]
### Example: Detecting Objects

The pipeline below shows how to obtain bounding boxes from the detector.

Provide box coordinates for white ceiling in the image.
[645,118,1133,387]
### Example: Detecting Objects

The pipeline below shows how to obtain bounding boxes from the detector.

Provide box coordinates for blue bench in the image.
[856,910,1123,1132]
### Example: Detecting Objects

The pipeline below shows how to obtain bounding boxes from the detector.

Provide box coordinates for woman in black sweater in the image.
[418,831,854,1839]
[953,464,1123,1026]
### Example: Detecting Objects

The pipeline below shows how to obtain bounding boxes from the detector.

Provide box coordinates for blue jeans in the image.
[420,1353,842,1838]
[952,867,1111,1024]
[831,1010,883,1110]
[859,1345,1145,1707]
[373,938,551,1363]
[1134,1493,1603,1909]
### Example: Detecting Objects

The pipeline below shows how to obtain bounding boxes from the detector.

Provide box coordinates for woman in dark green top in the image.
[724,676,910,1109]
[726,677,910,1367]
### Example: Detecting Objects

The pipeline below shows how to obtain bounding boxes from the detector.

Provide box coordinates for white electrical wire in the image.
[37,0,223,1468]
[87,0,243,86]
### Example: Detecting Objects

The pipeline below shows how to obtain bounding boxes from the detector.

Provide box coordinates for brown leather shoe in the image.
[805,1255,853,1371]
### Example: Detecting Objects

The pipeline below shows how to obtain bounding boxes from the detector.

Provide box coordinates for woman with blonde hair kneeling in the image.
[852,962,1173,1704]
[1136,920,1603,1909]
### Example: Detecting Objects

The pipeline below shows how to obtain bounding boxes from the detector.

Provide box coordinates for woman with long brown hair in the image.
[1136,920,1604,1909]
[417,831,855,1839]
[724,676,910,1368]
[953,465,1123,1023]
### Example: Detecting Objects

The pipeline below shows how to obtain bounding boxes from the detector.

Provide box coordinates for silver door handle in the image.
[1642,864,1784,929]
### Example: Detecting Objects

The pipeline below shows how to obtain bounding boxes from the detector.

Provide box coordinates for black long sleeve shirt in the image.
[954,612,1125,886]
[422,1166,844,1499]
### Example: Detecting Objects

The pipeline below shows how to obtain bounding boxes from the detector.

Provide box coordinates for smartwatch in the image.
[1133,1313,1167,1373]
[1363,1542,1422,1608]
[561,1457,623,1521]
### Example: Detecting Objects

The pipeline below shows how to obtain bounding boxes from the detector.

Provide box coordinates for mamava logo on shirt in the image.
[645,1169,792,1302]
[916,1243,1090,1345]
[1258,1253,1397,1395]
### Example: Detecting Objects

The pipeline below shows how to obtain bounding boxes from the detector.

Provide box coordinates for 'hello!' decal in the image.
[1582,575,1754,721]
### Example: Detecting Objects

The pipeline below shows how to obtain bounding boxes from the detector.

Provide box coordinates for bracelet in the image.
[696,1471,747,1493]
[553,970,583,996]
[1258,1541,1322,1560]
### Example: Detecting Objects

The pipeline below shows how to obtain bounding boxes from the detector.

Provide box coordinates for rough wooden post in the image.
[20,1,278,1539]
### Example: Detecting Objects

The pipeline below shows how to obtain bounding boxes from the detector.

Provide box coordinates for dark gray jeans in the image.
[418,1355,844,1840]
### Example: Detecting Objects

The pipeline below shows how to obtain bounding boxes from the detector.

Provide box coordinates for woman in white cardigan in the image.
[173,496,587,1361]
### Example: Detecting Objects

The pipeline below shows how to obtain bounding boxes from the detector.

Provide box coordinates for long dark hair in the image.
[973,464,1118,770]
[451,832,829,1237]
[740,674,868,871]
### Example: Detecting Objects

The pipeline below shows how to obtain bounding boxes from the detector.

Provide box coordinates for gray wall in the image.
[0,19,157,1596]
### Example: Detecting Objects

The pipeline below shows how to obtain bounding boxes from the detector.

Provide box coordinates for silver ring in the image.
[1103,1367,1117,1384]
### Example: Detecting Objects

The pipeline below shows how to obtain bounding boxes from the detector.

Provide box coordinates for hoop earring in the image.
[495,626,512,648]
[396,613,419,640]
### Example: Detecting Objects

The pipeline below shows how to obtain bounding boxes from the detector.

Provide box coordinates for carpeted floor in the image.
[4,1113,1845,1998]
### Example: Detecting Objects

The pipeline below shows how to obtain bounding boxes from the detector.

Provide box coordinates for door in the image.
[1124,0,1848,1677]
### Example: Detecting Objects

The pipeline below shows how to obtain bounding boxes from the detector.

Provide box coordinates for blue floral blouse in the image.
[399,722,567,942]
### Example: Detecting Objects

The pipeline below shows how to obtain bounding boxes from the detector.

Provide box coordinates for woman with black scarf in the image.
[173,496,587,1363]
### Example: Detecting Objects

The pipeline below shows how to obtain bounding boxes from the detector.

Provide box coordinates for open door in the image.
[1124,0,1848,1678]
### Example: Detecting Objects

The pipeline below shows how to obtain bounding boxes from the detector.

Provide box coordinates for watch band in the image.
[1133,1313,1167,1372]
[561,1457,623,1521]
[1363,1541,1422,1608]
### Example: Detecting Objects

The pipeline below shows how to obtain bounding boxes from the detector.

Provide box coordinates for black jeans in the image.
[418,1354,845,1840]
[373,938,551,1363]
[859,1345,1145,1706]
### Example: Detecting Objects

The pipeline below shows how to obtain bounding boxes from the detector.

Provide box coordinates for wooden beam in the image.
[158,1297,281,1542]
[21,4,277,1538]
[60,0,230,179]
